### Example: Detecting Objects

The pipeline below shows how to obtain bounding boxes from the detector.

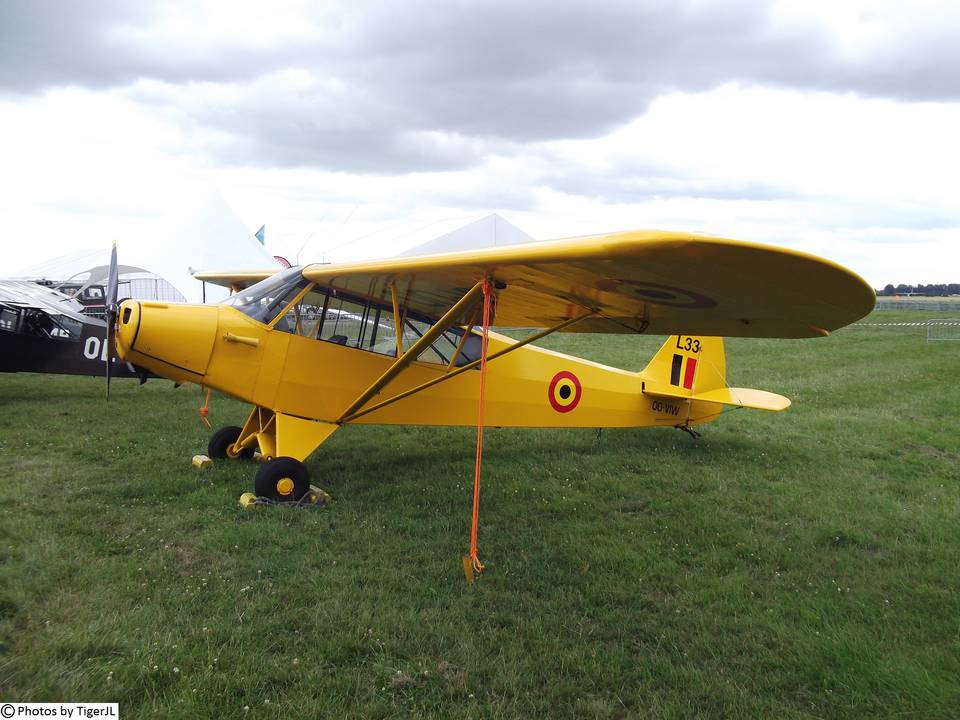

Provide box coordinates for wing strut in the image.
[390,283,405,357]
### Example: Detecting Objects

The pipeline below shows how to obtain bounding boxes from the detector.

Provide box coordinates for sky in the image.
[2,0,958,287]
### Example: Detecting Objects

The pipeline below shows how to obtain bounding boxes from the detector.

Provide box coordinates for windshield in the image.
[221,267,307,324]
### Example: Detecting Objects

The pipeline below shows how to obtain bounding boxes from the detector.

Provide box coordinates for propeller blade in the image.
[106,241,119,309]
[105,241,119,400]
[106,318,115,399]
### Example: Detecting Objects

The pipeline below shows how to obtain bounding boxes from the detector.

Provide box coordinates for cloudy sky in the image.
[2,0,958,286]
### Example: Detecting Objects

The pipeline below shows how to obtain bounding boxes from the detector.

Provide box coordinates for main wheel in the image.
[208,425,255,460]
[255,457,310,502]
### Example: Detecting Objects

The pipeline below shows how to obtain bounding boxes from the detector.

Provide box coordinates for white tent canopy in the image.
[12,193,279,304]
[13,208,540,303]
[394,213,537,257]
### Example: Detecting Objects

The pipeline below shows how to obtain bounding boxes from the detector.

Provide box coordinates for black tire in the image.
[255,457,310,502]
[208,425,254,460]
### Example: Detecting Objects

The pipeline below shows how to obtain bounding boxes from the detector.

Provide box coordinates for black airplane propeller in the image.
[105,241,119,399]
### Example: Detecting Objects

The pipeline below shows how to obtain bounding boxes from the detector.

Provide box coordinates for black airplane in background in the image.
[0,279,145,380]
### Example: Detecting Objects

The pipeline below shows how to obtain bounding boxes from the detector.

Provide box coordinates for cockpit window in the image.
[4,306,84,341]
[272,281,481,367]
[222,267,307,324]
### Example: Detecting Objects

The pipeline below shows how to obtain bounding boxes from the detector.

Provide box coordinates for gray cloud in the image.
[3,0,959,175]
[0,1,144,91]
[0,1,285,90]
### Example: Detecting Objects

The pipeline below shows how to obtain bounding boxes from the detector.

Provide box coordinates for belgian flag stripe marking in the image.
[683,357,697,389]
[670,354,683,385]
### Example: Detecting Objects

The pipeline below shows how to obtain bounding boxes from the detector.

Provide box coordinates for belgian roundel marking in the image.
[615,280,716,309]
[548,371,582,413]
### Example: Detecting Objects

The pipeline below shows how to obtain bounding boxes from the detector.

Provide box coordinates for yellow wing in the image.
[193,270,279,290]
[301,230,874,338]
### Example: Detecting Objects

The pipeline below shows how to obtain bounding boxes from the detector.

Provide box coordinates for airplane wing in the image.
[299,230,875,338]
[193,270,280,290]
[0,280,94,325]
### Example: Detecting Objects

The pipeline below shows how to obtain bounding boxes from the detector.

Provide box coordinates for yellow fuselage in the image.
[116,301,720,431]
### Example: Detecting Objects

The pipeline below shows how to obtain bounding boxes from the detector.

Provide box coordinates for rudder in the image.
[641,335,726,397]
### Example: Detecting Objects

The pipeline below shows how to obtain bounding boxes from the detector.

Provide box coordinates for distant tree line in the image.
[876,283,960,296]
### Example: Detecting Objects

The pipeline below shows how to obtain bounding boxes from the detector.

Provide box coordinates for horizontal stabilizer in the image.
[645,386,791,412]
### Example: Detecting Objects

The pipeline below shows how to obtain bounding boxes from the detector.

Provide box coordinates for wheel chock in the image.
[305,485,332,506]
[192,454,213,470]
[238,487,330,509]
[462,555,475,584]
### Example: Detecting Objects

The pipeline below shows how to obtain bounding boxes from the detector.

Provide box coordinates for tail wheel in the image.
[254,457,310,502]
[208,425,255,460]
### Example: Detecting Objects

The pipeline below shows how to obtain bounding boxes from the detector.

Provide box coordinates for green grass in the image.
[1,312,958,718]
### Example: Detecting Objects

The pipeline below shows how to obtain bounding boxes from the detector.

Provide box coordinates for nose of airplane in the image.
[116,299,219,380]
[116,300,140,360]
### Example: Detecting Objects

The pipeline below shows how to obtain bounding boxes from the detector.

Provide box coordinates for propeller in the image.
[105,241,119,399]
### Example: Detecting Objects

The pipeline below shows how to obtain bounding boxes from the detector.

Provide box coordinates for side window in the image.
[272,284,480,369]
[0,308,19,331]
[404,318,451,365]
[458,333,482,365]
[276,286,328,337]
[374,313,481,367]
[443,327,482,366]
[320,297,367,347]
[366,307,399,356]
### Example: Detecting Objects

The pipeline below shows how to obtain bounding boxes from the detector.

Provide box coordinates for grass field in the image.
[1,311,958,718]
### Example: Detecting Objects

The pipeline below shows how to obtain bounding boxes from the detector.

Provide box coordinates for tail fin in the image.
[642,335,726,397]
[642,335,790,412]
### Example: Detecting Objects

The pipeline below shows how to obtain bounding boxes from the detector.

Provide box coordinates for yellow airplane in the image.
[113,230,874,507]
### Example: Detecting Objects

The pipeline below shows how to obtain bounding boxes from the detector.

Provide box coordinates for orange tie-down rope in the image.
[464,280,493,582]
[199,386,212,429]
